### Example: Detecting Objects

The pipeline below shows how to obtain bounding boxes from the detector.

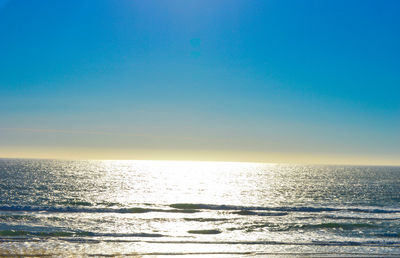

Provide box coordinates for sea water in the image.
[0,159,399,256]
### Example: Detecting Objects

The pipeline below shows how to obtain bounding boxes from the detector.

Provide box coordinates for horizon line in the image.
[1,156,399,167]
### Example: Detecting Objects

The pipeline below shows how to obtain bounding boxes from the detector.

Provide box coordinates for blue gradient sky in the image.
[0,0,399,164]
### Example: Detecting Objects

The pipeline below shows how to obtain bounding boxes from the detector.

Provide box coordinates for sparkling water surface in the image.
[0,159,399,256]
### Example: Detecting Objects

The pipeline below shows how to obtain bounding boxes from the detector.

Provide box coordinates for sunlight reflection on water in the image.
[0,159,399,256]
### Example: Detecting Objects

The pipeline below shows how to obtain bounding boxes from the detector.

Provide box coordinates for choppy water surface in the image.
[0,159,399,256]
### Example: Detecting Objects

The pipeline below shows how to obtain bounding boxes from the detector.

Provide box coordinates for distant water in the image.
[0,159,399,256]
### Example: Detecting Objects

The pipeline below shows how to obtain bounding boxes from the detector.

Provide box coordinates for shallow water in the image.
[0,159,399,256]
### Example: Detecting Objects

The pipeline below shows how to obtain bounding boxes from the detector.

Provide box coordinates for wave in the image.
[136,240,400,247]
[1,203,398,216]
[232,210,288,216]
[375,233,400,238]
[0,205,198,214]
[0,214,36,221]
[229,221,379,232]
[170,203,400,214]
[55,201,93,206]
[51,201,122,207]
[1,235,398,248]
[0,230,165,238]
[187,229,221,234]
[183,218,230,222]
[316,215,400,221]
[292,222,378,230]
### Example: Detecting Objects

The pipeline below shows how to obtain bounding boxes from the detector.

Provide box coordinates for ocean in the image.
[0,159,399,256]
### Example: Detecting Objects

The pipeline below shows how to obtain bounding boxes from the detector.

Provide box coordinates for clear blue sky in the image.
[0,0,399,164]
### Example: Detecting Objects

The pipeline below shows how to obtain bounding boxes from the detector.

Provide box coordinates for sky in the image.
[0,0,399,165]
